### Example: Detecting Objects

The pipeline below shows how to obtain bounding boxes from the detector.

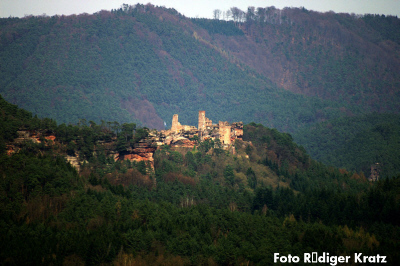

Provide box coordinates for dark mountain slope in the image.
[1,5,400,142]
[200,8,400,113]
[1,5,367,132]
[294,113,400,178]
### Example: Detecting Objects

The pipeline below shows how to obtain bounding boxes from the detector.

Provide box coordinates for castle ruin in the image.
[171,114,197,134]
[368,163,381,182]
[163,110,243,149]
[218,121,231,145]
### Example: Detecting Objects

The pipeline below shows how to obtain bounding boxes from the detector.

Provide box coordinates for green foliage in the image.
[252,176,400,228]
[198,138,214,154]
[191,18,244,36]
[133,127,149,143]
[294,113,400,178]
[0,151,80,221]
[223,165,235,186]
[116,135,128,152]
[244,123,310,173]
[246,167,257,189]
[362,14,400,44]
[0,95,41,142]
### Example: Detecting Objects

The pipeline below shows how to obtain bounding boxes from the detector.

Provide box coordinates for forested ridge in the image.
[1,93,399,265]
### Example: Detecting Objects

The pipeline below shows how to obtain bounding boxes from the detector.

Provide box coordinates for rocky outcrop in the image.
[15,131,40,144]
[66,155,81,172]
[14,130,56,144]
[6,131,57,156]
[170,137,196,149]
[118,141,157,168]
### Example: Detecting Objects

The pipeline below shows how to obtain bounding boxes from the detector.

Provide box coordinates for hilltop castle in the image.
[117,111,243,168]
[162,110,243,148]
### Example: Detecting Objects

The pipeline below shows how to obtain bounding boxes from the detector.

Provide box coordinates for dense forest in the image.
[1,4,340,131]
[1,94,399,265]
[294,113,400,178]
[207,7,400,112]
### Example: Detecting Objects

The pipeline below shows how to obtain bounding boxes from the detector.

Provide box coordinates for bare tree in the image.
[213,9,221,20]
[230,6,246,25]
[246,6,256,22]
[238,9,245,22]
[225,9,232,20]
[230,7,240,22]
[257,7,266,24]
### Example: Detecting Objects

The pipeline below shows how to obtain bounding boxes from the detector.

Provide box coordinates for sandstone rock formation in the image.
[118,140,157,169]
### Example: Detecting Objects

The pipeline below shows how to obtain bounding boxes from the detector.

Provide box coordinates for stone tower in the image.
[219,121,231,145]
[198,111,206,132]
[171,114,180,133]
[368,163,381,181]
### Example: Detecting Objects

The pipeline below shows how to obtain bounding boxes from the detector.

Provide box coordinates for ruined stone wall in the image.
[198,111,206,131]
[219,121,231,145]
[369,163,381,181]
[170,112,242,148]
[182,125,197,131]
[198,110,213,137]
[232,122,244,140]
[171,114,182,134]
[205,118,212,128]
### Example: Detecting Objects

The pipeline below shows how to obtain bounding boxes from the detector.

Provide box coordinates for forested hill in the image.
[1,92,400,265]
[294,113,400,178]
[201,8,400,111]
[1,4,399,133]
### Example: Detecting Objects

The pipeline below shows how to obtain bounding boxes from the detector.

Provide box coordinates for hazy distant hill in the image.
[203,8,400,112]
